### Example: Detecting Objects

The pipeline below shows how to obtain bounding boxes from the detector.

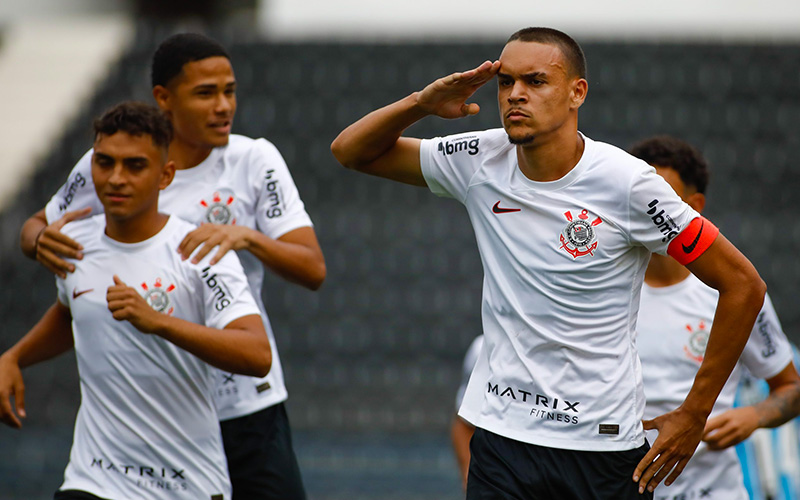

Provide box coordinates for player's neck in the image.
[644,253,691,287]
[516,128,584,182]
[168,137,214,171]
[105,209,169,244]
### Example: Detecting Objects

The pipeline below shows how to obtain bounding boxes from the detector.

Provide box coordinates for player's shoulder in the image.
[223,134,282,162]
[583,134,653,179]
[61,213,104,239]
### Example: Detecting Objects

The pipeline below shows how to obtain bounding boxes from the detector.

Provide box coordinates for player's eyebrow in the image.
[497,71,548,80]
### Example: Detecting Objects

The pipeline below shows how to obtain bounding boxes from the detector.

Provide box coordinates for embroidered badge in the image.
[559,209,603,258]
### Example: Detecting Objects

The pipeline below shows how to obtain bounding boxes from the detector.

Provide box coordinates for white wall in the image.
[258,0,800,42]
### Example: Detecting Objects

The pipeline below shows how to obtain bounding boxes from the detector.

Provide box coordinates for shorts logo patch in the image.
[256,382,272,393]
[684,321,709,363]
[559,209,603,258]
[200,189,237,225]
[141,278,176,315]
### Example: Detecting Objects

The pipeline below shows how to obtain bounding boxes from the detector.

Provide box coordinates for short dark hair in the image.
[93,101,173,151]
[507,27,587,79]
[151,33,230,88]
[629,135,709,194]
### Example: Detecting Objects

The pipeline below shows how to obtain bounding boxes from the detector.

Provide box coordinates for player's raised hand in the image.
[177,223,253,265]
[633,407,705,494]
[107,275,162,333]
[416,60,501,119]
[0,353,26,428]
[36,207,92,278]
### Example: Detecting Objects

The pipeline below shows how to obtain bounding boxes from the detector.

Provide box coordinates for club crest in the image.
[200,189,237,225]
[683,320,709,363]
[141,278,176,315]
[559,209,603,258]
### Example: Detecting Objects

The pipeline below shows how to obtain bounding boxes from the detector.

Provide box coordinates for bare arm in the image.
[177,225,326,290]
[702,362,800,450]
[451,416,475,490]
[20,207,91,278]
[0,301,74,428]
[330,60,501,185]
[107,276,271,377]
[634,233,766,493]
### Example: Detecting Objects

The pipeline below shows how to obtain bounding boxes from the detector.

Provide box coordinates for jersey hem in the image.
[217,389,289,421]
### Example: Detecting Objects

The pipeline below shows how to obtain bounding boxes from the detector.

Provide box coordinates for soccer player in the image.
[630,135,800,500]
[331,27,767,498]
[2,101,271,499]
[9,33,323,500]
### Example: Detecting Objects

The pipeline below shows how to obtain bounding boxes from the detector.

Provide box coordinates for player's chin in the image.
[506,131,536,145]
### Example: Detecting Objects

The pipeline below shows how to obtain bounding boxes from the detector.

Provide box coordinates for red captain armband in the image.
[667,216,719,265]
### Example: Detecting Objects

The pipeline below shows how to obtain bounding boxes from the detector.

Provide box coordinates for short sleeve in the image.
[455,335,484,411]
[740,293,794,380]
[45,150,104,224]
[194,251,262,330]
[252,139,313,240]
[420,131,486,203]
[627,164,701,255]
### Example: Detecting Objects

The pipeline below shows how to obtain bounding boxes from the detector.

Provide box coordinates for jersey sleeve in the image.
[194,251,262,330]
[252,139,313,240]
[44,150,103,224]
[739,293,794,380]
[420,131,485,203]
[627,164,703,256]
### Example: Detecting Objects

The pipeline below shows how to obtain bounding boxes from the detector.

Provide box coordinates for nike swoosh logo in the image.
[682,220,704,253]
[492,201,521,214]
[72,288,94,299]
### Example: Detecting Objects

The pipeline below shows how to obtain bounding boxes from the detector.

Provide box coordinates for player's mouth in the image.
[505,109,529,122]
[209,121,232,134]
[104,192,131,203]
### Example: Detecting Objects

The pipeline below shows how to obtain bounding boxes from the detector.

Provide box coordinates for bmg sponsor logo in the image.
[264,169,282,219]
[437,136,480,156]
[200,267,233,311]
[646,199,681,242]
[58,173,87,212]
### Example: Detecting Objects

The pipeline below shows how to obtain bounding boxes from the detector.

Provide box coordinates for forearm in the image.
[20,210,48,260]
[4,302,73,368]
[149,314,271,377]
[331,93,427,169]
[244,228,325,290]
[683,286,765,417]
[753,380,800,428]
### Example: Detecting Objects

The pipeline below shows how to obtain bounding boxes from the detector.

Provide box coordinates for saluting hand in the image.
[36,207,92,278]
[107,275,163,333]
[417,60,502,119]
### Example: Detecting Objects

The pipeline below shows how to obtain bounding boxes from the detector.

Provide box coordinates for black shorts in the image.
[466,427,653,500]
[220,402,306,500]
[54,491,107,500]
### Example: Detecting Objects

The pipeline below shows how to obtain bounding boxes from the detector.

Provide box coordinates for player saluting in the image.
[631,135,800,500]
[331,27,766,498]
[9,34,323,499]
[3,102,270,499]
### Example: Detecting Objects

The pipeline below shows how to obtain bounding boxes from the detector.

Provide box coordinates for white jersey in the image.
[421,129,701,451]
[46,135,314,420]
[56,215,261,500]
[639,275,793,500]
[455,335,485,411]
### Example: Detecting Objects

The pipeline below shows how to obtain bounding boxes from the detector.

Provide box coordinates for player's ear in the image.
[687,192,706,213]
[152,85,171,114]
[570,78,588,109]
[159,160,176,190]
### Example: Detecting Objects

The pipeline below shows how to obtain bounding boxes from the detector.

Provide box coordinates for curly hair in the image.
[93,101,173,152]
[629,135,709,194]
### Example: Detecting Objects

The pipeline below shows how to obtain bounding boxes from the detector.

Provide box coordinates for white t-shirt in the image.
[421,129,701,451]
[455,335,485,411]
[56,215,261,500]
[639,275,793,500]
[45,135,313,420]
